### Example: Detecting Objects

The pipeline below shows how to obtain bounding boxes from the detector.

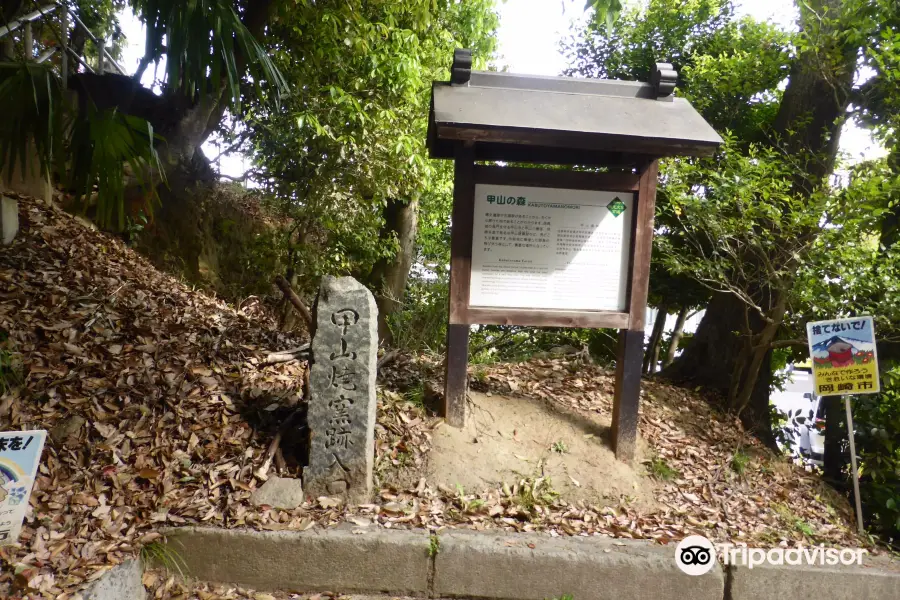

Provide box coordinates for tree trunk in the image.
[771,2,856,190]
[279,271,300,332]
[733,289,787,414]
[367,197,419,345]
[663,306,689,367]
[643,304,668,374]
[662,292,774,441]
[663,293,755,391]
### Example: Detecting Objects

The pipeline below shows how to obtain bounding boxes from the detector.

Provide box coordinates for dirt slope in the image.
[0,195,308,596]
[428,391,659,508]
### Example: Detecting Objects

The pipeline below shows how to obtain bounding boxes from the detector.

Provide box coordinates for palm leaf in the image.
[69,106,166,231]
[0,61,66,185]
[132,0,286,108]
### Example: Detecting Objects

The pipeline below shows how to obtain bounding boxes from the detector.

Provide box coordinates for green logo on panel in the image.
[607,197,626,217]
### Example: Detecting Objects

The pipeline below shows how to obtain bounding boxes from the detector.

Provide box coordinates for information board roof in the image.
[428,51,723,164]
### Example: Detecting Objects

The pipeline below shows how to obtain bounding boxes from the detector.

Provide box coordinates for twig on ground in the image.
[378,349,399,369]
[255,408,305,481]
[213,327,228,354]
[260,344,311,366]
[469,330,517,355]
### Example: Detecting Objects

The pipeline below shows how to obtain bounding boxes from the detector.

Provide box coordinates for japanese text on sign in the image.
[0,430,47,546]
[471,184,634,312]
[806,316,880,396]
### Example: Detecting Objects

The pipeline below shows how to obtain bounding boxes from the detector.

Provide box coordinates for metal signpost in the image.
[806,316,880,534]
[427,50,722,461]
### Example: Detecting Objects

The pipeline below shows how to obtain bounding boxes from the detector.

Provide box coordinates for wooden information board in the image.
[470,184,633,313]
[427,51,722,462]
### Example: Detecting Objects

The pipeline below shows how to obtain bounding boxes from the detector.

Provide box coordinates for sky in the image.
[494,0,885,162]
[116,0,886,176]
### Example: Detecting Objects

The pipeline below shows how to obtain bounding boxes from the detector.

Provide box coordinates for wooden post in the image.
[445,324,469,427]
[612,329,644,460]
[98,35,105,74]
[61,5,69,90]
[444,142,475,427]
[24,22,33,60]
[611,160,660,461]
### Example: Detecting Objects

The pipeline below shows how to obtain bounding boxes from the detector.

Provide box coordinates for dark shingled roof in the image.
[428,65,723,165]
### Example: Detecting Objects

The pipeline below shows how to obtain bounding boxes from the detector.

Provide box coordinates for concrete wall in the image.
[0,140,52,203]
[158,527,900,600]
[81,560,146,600]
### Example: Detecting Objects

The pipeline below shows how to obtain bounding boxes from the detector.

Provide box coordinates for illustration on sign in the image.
[0,430,46,545]
[470,184,634,312]
[806,317,879,396]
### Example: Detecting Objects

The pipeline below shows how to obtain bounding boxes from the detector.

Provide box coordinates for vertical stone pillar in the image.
[303,276,378,502]
[1,196,18,245]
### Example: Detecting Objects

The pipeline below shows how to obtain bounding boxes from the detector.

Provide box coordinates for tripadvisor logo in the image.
[675,535,716,576]
[486,194,526,206]
[674,535,869,576]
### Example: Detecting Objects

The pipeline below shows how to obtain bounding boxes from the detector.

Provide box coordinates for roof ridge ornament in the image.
[652,62,677,101]
[451,48,472,86]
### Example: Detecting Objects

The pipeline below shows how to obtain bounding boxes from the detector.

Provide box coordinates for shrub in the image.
[854,370,900,543]
[388,275,449,354]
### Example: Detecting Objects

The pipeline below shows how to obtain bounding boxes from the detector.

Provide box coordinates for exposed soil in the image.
[428,391,658,509]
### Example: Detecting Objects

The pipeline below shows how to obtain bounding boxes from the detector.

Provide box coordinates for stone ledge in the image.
[158,526,900,600]
[81,559,146,600]
[433,531,724,600]
[729,559,900,600]
[160,526,431,594]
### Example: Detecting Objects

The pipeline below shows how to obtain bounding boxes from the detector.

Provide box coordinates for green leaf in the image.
[586,0,623,33]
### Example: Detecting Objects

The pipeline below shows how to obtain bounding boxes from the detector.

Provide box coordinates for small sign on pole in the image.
[806,316,879,535]
[0,430,46,545]
[807,316,879,396]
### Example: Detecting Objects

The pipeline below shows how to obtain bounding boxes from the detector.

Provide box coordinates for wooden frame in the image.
[443,157,660,460]
[430,53,720,463]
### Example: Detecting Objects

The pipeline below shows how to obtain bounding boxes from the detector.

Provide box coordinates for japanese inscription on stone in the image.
[304,277,378,501]
[470,184,634,312]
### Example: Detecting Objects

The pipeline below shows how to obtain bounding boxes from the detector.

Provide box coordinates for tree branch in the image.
[470,329,518,355]
[274,275,314,332]
[133,52,153,83]
[209,132,251,163]
[260,344,310,366]
[218,171,255,182]
[768,339,809,349]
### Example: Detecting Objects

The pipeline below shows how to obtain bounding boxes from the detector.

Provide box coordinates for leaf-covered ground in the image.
[0,197,878,598]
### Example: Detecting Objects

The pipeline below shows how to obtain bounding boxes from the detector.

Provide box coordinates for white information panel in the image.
[0,430,46,545]
[470,184,633,312]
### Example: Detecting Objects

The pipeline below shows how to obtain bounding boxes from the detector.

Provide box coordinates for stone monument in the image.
[303,276,378,501]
